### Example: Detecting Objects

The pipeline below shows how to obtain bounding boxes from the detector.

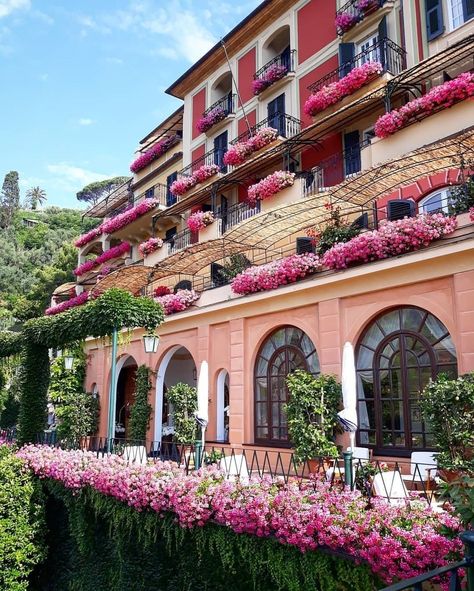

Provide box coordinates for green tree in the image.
[25,186,47,210]
[0,171,20,228]
[166,383,197,444]
[128,365,153,441]
[76,176,130,205]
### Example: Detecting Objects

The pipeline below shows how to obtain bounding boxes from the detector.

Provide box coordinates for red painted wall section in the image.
[238,47,256,105]
[301,134,343,186]
[191,144,206,171]
[297,0,336,65]
[192,88,206,140]
[238,109,257,136]
[298,55,339,128]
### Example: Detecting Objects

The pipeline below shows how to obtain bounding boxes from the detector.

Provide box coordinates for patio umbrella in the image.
[337,342,358,450]
[195,360,209,449]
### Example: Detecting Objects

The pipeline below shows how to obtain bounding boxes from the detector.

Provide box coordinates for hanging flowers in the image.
[130,135,179,173]
[186,211,215,233]
[335,11,360,33]
[101,200,158,234]
[74,226,103,248]
[73,242,131,277]
[252,63,289,96]
[45,291,89,316]
[170,164,220,197]
[223,127,279,167]
[196,107,227,134]
[247,170,295,205]
[138,237,164,257]
[304,61,383,117]
[374,72,474,138]
[154,289,199,315]
[153,285,171,297]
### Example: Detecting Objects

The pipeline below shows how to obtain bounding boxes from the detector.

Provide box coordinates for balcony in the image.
[200,94,237,136]
[231,113,301,145]
[219,201,261,233]
[166,228,197,255]
[253,50,296,98]
[307,38,406,93]
[336,0,387,36]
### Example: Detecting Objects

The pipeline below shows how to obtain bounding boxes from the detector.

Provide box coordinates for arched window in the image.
[356,307,457,455]
[419,187,453,214]
[254,326,319,445]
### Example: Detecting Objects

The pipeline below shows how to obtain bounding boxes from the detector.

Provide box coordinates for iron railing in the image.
[254,49,296,81]
[231,113,301,145]
[177,146,227,180]
[336,0,384,35]
[166,228,195,254]
[218,200,261,233]
[307,38,406,93]
[134,183,169,208]
[203,93,236,117]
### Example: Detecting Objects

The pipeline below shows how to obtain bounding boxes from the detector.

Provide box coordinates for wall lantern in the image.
[143,333,160,354]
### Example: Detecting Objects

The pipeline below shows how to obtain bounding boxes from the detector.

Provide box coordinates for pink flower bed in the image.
[74,226,103,248]
[170,164,220,197]
[335,11,360,33]
[252,63,288,96]
[231,253,321,295]
[138,237,163,257]
[247,170,295,205]
[374,72,474,138]
[73,242,131,277]
[17,445,464,587]
[196,107,227,134]
[186,211,215,232]
[322,213,457,270]
[154,289,199,315]
[101,199,158,234]
[130,135,178,174]
[223,127,279,167]
[304,61,383,117]
[45,291,89,316]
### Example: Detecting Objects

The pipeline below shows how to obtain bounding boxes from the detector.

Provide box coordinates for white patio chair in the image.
[122,445,148,465]
[401,452,438,483]
[372,470,409,506]
[326,447,371,482]
[219,454,249,483]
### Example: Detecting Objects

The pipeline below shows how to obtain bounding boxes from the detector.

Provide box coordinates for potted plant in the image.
[307,203,361,255]
[420,372,474,481]
[285,371,341,471]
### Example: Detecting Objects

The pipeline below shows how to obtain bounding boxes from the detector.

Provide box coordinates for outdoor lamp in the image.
[143,333,160,354]
[64,354,74,371]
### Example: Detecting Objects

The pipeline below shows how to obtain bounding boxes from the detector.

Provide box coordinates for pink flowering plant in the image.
[73,242,131,277]
[375,72,474,138]
[247,170,295,205]
[304,61,383,117]
[322,213,457,270]
[130,135,179,174]
[223,127,279,167]
[17,444,465,588]
[138,237,164,257]
[252,63,288,96]
[335,11,360,33]
[196,107,227,134]
[45,291,89,316]
[356,0,378,12]
[101,199,158,234]
[231,253,321,295]
[154,289,199,315]
[186,211,215,232]
[470,207,474,221]
[74,225,102,248]
[170,164,220,197]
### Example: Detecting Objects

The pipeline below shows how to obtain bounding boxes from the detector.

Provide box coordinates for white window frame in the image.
[419,187,453,214]
[448,0,465,30]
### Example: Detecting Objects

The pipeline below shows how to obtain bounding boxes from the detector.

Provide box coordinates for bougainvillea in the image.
[335,11,360,33]
[247,170,295,205]
[322,213,458,270]
[186,211,215,232]
[17,445,464,588]
[74,226,103,248]
[45,291,89,316]
[223,127,279,166]
[304,61,383,117]
[101,199,158,234]
[154,289,199,315]
[252,63,288,95]
[374,72,474,138]
[196,107,227,134]
[96,265,118,281]
[138,237,164,257]
[130,135,178,173]
[73,242,131,277]
[170,164,220,197]
[231,253,321,295]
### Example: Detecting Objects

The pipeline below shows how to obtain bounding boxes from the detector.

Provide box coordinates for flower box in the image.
[256,72,295,102]
[247,171,296,206]
[260,182,299,213]
[204,114,234,137]
[199,218,222,241]
[143,246,168,267]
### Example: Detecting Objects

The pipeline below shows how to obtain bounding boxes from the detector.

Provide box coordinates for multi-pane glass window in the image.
[254,326,320,445]
[356,307,457,454]
[419,187,453,214]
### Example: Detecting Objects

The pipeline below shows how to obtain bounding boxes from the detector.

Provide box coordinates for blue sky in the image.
[0,0,261,209]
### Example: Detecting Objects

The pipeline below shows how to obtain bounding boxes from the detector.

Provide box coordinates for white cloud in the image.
[46,163,111,193]
[151,46,178,60]
[0,0,30,19]
[78,118,94,126]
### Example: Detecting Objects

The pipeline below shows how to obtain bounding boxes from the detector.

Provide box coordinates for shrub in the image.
[307,204,361,255]
[166,382,197,443]
[128,365,152,441]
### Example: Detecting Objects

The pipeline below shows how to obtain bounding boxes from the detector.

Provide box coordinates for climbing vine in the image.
[128,365,152,441]
[166,382,198,443]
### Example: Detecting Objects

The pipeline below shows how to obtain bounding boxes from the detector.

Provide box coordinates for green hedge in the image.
[35,480,377,591]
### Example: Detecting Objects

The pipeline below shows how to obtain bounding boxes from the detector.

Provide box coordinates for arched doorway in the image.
[154,346,196,444]
[356,306,457,455]
[216,370,229,443]
[115,355,138,440]
[254,326,320,445]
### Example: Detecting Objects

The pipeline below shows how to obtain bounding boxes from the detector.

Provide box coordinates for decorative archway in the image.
[216,369,229,442]
[114,355,138,440]
[356,306,457,455]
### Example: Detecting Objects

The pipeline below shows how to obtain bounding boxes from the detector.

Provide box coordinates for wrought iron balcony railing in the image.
[307,38,406,93]
[218,200,261,234]
[177,146,228,181]
[203,93,236,117]
[336,0,384,35]
[231,113,302,145]
[134,183,169,208]
[254,49,296,81]
[166,228,196,255]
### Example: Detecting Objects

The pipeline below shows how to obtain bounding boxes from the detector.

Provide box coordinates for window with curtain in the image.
[254,326,320,445]
[356,307,457,454]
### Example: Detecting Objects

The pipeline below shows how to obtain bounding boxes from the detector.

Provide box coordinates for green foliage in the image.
[76,176,130,205]
[49,347,99,443]
[24,186,47,211]
[0,446,45,590]
[18,344,50,444]
[449,178,474,215]
[166,382,197,444]
[128,365,152,441]
[0,332,23,358]
[440,475,474,528]
[219,254,252,281]
[286,371,342,464]
[312,204,360,256]
[420,372,474,473]
[0,358,22,429]
[0,171,20,229]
